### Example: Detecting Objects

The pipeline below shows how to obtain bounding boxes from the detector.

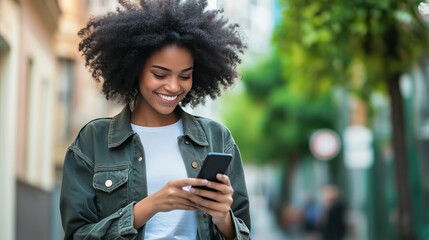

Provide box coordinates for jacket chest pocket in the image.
[93,165,129,218]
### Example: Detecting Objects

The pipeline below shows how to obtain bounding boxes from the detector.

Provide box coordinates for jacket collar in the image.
[108,105,209,148]
[176,106,209,146]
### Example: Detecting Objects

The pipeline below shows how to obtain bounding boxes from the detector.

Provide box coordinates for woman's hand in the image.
[133,178,208,228]
[189,174,235,239]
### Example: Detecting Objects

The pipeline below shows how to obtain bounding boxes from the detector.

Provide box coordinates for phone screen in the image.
[194,152,232,191]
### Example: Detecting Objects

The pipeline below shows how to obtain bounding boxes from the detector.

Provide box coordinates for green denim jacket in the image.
[60,106,251,239]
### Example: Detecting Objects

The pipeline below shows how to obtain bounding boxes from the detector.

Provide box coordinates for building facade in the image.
[0,0,21,239]
[0,0,121,239]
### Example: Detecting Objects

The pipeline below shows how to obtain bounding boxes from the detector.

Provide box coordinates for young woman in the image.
[59,0,250,239]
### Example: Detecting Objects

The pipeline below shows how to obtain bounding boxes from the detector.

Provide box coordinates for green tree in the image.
[274,0,429,239]
[224,51,337,219]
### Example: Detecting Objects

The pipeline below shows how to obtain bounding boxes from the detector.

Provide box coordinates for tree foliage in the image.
[274,0,428,98]
[274,0,429,238]
[223,51,337,164]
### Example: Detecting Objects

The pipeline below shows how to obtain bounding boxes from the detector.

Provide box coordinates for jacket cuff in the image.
[212,209,250,240]
[118,202,139,237]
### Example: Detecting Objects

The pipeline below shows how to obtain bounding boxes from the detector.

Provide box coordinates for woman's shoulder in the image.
[182,110,229,132]
[194,115,225,128]
[189,114,234,140]
[70,117,113,148]
[78,117,113,136]
[65,118,114,164]
[192,115,237,152]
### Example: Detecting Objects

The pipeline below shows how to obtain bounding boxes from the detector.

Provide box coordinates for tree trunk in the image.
[387,74,415,240]
[277,153,299,227]
[280,154,299,202]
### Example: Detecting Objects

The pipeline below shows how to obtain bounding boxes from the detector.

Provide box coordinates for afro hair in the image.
[78,0,246,107]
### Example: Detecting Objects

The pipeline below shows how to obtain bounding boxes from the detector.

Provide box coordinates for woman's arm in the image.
[60,148,138,240]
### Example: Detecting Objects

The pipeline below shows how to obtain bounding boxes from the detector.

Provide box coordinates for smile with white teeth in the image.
[158,93,178,101]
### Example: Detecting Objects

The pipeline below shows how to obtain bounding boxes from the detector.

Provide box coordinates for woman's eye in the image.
[153,73,166,79]
[180,76,191,80]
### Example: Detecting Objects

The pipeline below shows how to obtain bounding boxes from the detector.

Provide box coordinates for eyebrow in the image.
[152,65,193,73]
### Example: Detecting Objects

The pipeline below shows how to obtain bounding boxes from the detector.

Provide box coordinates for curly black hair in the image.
[78,0,246,107]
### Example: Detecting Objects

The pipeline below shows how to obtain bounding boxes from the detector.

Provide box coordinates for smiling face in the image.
[132,44,194,126]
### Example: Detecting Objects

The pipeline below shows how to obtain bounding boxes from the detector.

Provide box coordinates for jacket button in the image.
[191,161,198,169]
[185,138,190,145]
[105,180,113,188]
[138,157,143,162]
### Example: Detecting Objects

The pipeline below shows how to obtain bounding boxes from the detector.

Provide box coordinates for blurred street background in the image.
[1,0,429,239]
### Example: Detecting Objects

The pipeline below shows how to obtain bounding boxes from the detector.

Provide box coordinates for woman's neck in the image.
[130,101,180,127]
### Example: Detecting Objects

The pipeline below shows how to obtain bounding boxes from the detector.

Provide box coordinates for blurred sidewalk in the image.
[245,165,287,240]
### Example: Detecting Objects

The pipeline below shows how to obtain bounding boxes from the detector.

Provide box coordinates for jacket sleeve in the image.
[60,147,138,240]
[212,209,251,240]
[212,143,251,239]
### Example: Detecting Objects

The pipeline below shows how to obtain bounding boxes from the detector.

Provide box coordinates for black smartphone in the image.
[194,152,232,191]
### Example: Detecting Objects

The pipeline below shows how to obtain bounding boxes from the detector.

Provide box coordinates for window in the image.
[58,59,75,140]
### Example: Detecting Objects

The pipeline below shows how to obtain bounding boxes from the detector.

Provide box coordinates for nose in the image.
[164,77,182,93]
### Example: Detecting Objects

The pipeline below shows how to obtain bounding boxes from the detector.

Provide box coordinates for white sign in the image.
[343,125,373,169]
[309,129,341,161]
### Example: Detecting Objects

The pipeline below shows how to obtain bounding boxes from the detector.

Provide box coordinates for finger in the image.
[194,200,231,216]
[189,187,233,208]
[203,180,233,195]
[176,199,199,210]
[169,191,201,209]
[193,195,222,210]
[173,202,199,211]
[216,174,231,185]
[179,178,209,188]
[153,187,194,202]
[189,187,218,201]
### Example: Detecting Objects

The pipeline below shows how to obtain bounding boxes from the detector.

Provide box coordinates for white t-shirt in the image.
[132,119,197,240]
